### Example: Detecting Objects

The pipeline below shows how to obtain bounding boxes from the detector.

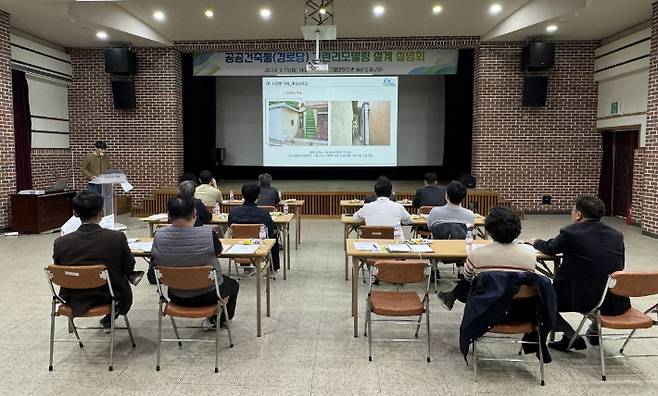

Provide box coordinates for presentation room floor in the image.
[1,215,658,395]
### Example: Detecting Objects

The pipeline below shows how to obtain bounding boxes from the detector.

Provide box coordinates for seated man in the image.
[427,180,475,232]
[353,178,412,228]
[195,170,223,207]
[530,195,630,351]
[151,195,239,327]
[229,184,281,273]
[179,177,212,226]
[257,173,280,206]
[364,175,396,203]
[438,206,536,310]
[412,172,446,208]
[53,190,136,330]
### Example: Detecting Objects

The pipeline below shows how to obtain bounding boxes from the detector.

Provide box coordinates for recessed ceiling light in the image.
[489,3,502,15]
[546,24,558,33]
[319,8,327,15]
[260,8,272,19]
[432,5,443,14]
[153,10,165,21]
[204,9,214,18]
[96,31,108,40]
[373,5,385,17]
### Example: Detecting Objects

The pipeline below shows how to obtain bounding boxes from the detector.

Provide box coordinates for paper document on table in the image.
[226,244,259,254]
[147,213,168,221]
[120,181,134,192]
[60,216,81,235]
[129,241,153,252]
[99,214,115,229]
[354,242,381,251]
[410,244,433,253]
[387,244,412,253]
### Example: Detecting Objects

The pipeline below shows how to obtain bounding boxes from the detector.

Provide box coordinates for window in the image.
[290,119,295,126]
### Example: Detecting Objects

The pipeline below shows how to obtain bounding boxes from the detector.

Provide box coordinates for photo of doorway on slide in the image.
[330,101,391,146]
[267,100,328,146]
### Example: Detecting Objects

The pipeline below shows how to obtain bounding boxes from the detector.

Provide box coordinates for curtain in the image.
[12,69,32,191]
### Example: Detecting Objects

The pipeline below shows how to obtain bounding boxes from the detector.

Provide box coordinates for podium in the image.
[88,171,130,230]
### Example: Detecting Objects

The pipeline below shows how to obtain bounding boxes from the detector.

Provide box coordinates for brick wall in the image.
[641,3,658,236]
[472,41,600,212]
[31,148,73,190]
[68,47,183,207]
[0,11,14,228]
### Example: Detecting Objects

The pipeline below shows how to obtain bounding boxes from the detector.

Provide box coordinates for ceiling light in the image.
[204,9,214,18]
[96,31,108,40]
[546,24,558,33]
[432,5,443,14]
[153,10,165,21]
[260,8,272,19]
[319,8,327,15]
[373,5,385,17]
[489,3,502,15]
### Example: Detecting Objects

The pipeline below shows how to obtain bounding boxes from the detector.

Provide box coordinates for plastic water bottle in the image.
[394,225,403,243]
[465,230,474,252]
[229,190,234,201]
[283,202,289,214]
[278,190,283,201]
[259,224,267,241]
[213,202,221,215]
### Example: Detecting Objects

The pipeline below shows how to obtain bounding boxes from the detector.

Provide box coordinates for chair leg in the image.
[69,318,83,348]
[363,304,369,337]
[367,308,373,361]
[620,329,637,354]
[598,319,606,381]
[169,317,182,347]
[109,304,115,371]
[124,315,136,348]
[473,340,478,382]
[49,301,56,371]
[222,304,234,348]
[215,310,220,374]
[414,311,423,338]
[156,302,163,371]
[537,328,545,386]
[567,315,589,349]
[425,304,431,363]
[228,259,232,277]
[431,261,438,293]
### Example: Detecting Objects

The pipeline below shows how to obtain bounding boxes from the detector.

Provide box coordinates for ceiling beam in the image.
[482,0,588,41]
[68,2,172,45]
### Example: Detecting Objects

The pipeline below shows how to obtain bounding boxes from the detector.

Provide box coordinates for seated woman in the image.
[438,206,536,310]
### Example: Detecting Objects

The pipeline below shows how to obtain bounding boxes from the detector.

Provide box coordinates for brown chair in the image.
[45,264,136,372]
[154,265,233,373]
[358,226,396,283]
[566,271,658,381]
[414,206,435,238]
[365,260,431,362]
[472,285,545,386]
[228,224,270,279]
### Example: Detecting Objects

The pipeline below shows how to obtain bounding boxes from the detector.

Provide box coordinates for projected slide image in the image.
[330,101,391,146]
[267,101,328,146]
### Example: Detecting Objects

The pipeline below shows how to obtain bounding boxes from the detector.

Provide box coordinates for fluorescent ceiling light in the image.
[205,9,214,18]
[489,4,502,15]
[96,31,108,40]
[260,8,272,19]
[546,24,558,33]
[432,5,443,14]
[153,10,165,21]
[373,5,385,17]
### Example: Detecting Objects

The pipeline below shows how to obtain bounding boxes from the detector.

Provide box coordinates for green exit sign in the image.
[611,101,619,115]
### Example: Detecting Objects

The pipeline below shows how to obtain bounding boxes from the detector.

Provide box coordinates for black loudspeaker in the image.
[523,76,548,107]
[105,48,137,75]
[522,42,555,70]
[111,80,136,110]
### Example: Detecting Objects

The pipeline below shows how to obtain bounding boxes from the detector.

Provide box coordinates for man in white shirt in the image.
[427,180,475,230]
[353,178,412,227]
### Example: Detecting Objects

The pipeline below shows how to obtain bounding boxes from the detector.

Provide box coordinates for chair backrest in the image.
[375,260,427,284]
[230,223,262,238]
[513,284,537,299]
[359,226,394,239]
[46,264,108,289]
[431,222,467,240]
[609,271,658,297]
[258,205,276,213]
[419,206,435,215]
[156,265,215,290]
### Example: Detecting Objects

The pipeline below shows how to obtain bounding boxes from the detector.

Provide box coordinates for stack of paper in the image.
[226,244,259,254]
[386,244,412,253]
[354,242,381,251]
[129,241,153,252]
[410,244,433,253]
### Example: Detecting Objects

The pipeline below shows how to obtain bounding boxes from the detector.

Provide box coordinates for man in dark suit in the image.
[53,190,136,329]
[412,172,446,208]
[257,173,280,207]
[229,184,280,273]
[530,195,630,351]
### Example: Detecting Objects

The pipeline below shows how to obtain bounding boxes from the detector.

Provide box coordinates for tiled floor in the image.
[1,214,658,395]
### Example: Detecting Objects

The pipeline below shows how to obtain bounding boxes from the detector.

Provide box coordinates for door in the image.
[598,130,639,217]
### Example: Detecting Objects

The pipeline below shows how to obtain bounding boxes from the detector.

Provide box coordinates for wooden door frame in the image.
[597,127,640,216]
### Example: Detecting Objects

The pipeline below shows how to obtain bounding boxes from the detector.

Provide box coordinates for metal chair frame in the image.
[227,224,276,280]
[154,265,234,373]
[566,274,658,381]
[44,265,136,372]
[364,261,432,362]
[358,226,395,283]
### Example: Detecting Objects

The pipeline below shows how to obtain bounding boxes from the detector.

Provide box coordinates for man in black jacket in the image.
[53,190,136,329]
[257,173,281,207]
[412,172,446,208]
[530,195,630,351]
[229,184,280,273]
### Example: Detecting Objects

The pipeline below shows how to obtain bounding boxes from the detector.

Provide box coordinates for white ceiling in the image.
[0,0,654,48]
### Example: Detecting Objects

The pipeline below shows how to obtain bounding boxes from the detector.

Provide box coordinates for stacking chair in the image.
[154,265,233,373]
[566,271,658,381]
[358,226,395,283]
[412,206,435,239]
[472,285,545,386]
[364,260,431,362]
[228,223,273,279]
[45,264,136,372]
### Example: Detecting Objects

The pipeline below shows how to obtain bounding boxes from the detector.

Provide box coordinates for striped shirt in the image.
[464,241,536,281]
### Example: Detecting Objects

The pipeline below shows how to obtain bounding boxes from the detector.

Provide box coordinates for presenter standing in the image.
[82,140,112,194]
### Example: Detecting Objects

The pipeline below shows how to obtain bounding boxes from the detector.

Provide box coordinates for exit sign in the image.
[611,101,620,115]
